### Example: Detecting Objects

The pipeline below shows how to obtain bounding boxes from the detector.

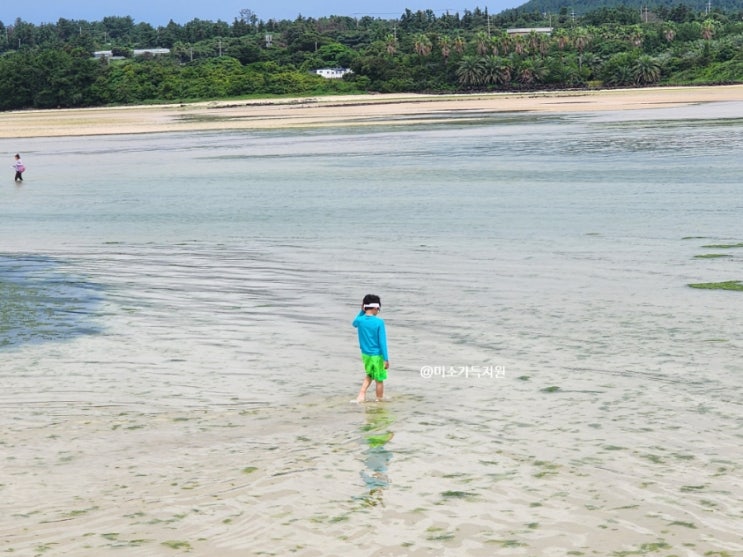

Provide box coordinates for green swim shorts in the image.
[362,354,387,382]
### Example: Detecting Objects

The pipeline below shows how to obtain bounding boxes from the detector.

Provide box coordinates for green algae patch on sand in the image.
[680,484,706,492]
[612,541,670,556]
[425,526,456,541]
[669,520,697,528]
[162,540,192,550]
[485,539,528,548]
[440,490,479,501]
[64,506,99,518]
[532,460,561,478]
[701,242,743,249]
[642,453,665,464]
[688,281,743,291]
[693,253,732,259]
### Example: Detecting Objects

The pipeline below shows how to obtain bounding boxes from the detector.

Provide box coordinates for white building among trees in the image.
[314,68,353,79]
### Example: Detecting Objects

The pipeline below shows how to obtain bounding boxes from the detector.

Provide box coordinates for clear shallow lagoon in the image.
[1,103,742,555]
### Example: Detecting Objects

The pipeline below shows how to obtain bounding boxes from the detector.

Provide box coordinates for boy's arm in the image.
[379,321,389,363]
[352,310,364,328]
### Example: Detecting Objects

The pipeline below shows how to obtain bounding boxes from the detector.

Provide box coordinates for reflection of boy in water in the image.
[359,406,394,507]
[353,294,389,403]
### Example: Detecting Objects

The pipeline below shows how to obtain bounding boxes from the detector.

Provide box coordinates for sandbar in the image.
[1,85,742,138]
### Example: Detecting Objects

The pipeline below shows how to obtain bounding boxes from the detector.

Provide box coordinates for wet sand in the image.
[1,85,742,138]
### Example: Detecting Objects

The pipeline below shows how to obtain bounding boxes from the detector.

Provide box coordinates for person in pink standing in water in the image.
[12,154,25,182]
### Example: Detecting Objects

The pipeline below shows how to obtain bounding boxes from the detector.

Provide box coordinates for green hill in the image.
[2,2,743,110]
[515,0,743,15]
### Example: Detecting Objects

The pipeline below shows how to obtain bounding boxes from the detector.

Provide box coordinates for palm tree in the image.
[474,31,489,56]
[413,33,432,58]
[633,55,661,85]
[498,32,511,55]
[489,56,512,87]
[572,28,590,72]
[701,19,715,41]
[439,35,451,64]
[516,58,547,86]
[384,33,397,56]
[607,65,633,87]
[453,35,466,56]
[517,59,536,85]
[513,35,525,56]
[456,55,483,87]
[481,56,501,85]
[554,28,570,51]
[538,35,549,57]
[662,25,676,43]
[547,57,581,86]
[498,59,512,87]
[628,25,644,48]
[581,52,604,79]
[573,28,590,53]
[531,58,548,83]
[489,36,500,56]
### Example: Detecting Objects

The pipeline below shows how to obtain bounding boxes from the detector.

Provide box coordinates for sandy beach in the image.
[1,85,742,138]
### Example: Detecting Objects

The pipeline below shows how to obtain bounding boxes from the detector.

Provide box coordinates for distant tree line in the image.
[518,0,743,16]
[0,4,742,110]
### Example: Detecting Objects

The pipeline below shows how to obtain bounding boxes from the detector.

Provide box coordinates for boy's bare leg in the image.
[356,375,372,403]
[375,380,384,401]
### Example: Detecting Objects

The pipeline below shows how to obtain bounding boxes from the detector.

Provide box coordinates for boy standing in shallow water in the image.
[353,294,389,403]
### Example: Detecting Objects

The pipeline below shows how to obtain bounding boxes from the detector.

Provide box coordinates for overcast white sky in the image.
[1,0,526,26]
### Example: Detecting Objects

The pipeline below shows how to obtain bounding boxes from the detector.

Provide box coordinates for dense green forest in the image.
[519,0,743,15]
[1,2,742,110]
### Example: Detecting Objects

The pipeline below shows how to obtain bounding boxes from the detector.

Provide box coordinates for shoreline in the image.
[1,84,742,138]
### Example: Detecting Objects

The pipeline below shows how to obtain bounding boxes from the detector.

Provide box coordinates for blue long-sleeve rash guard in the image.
[353,311,389,361]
